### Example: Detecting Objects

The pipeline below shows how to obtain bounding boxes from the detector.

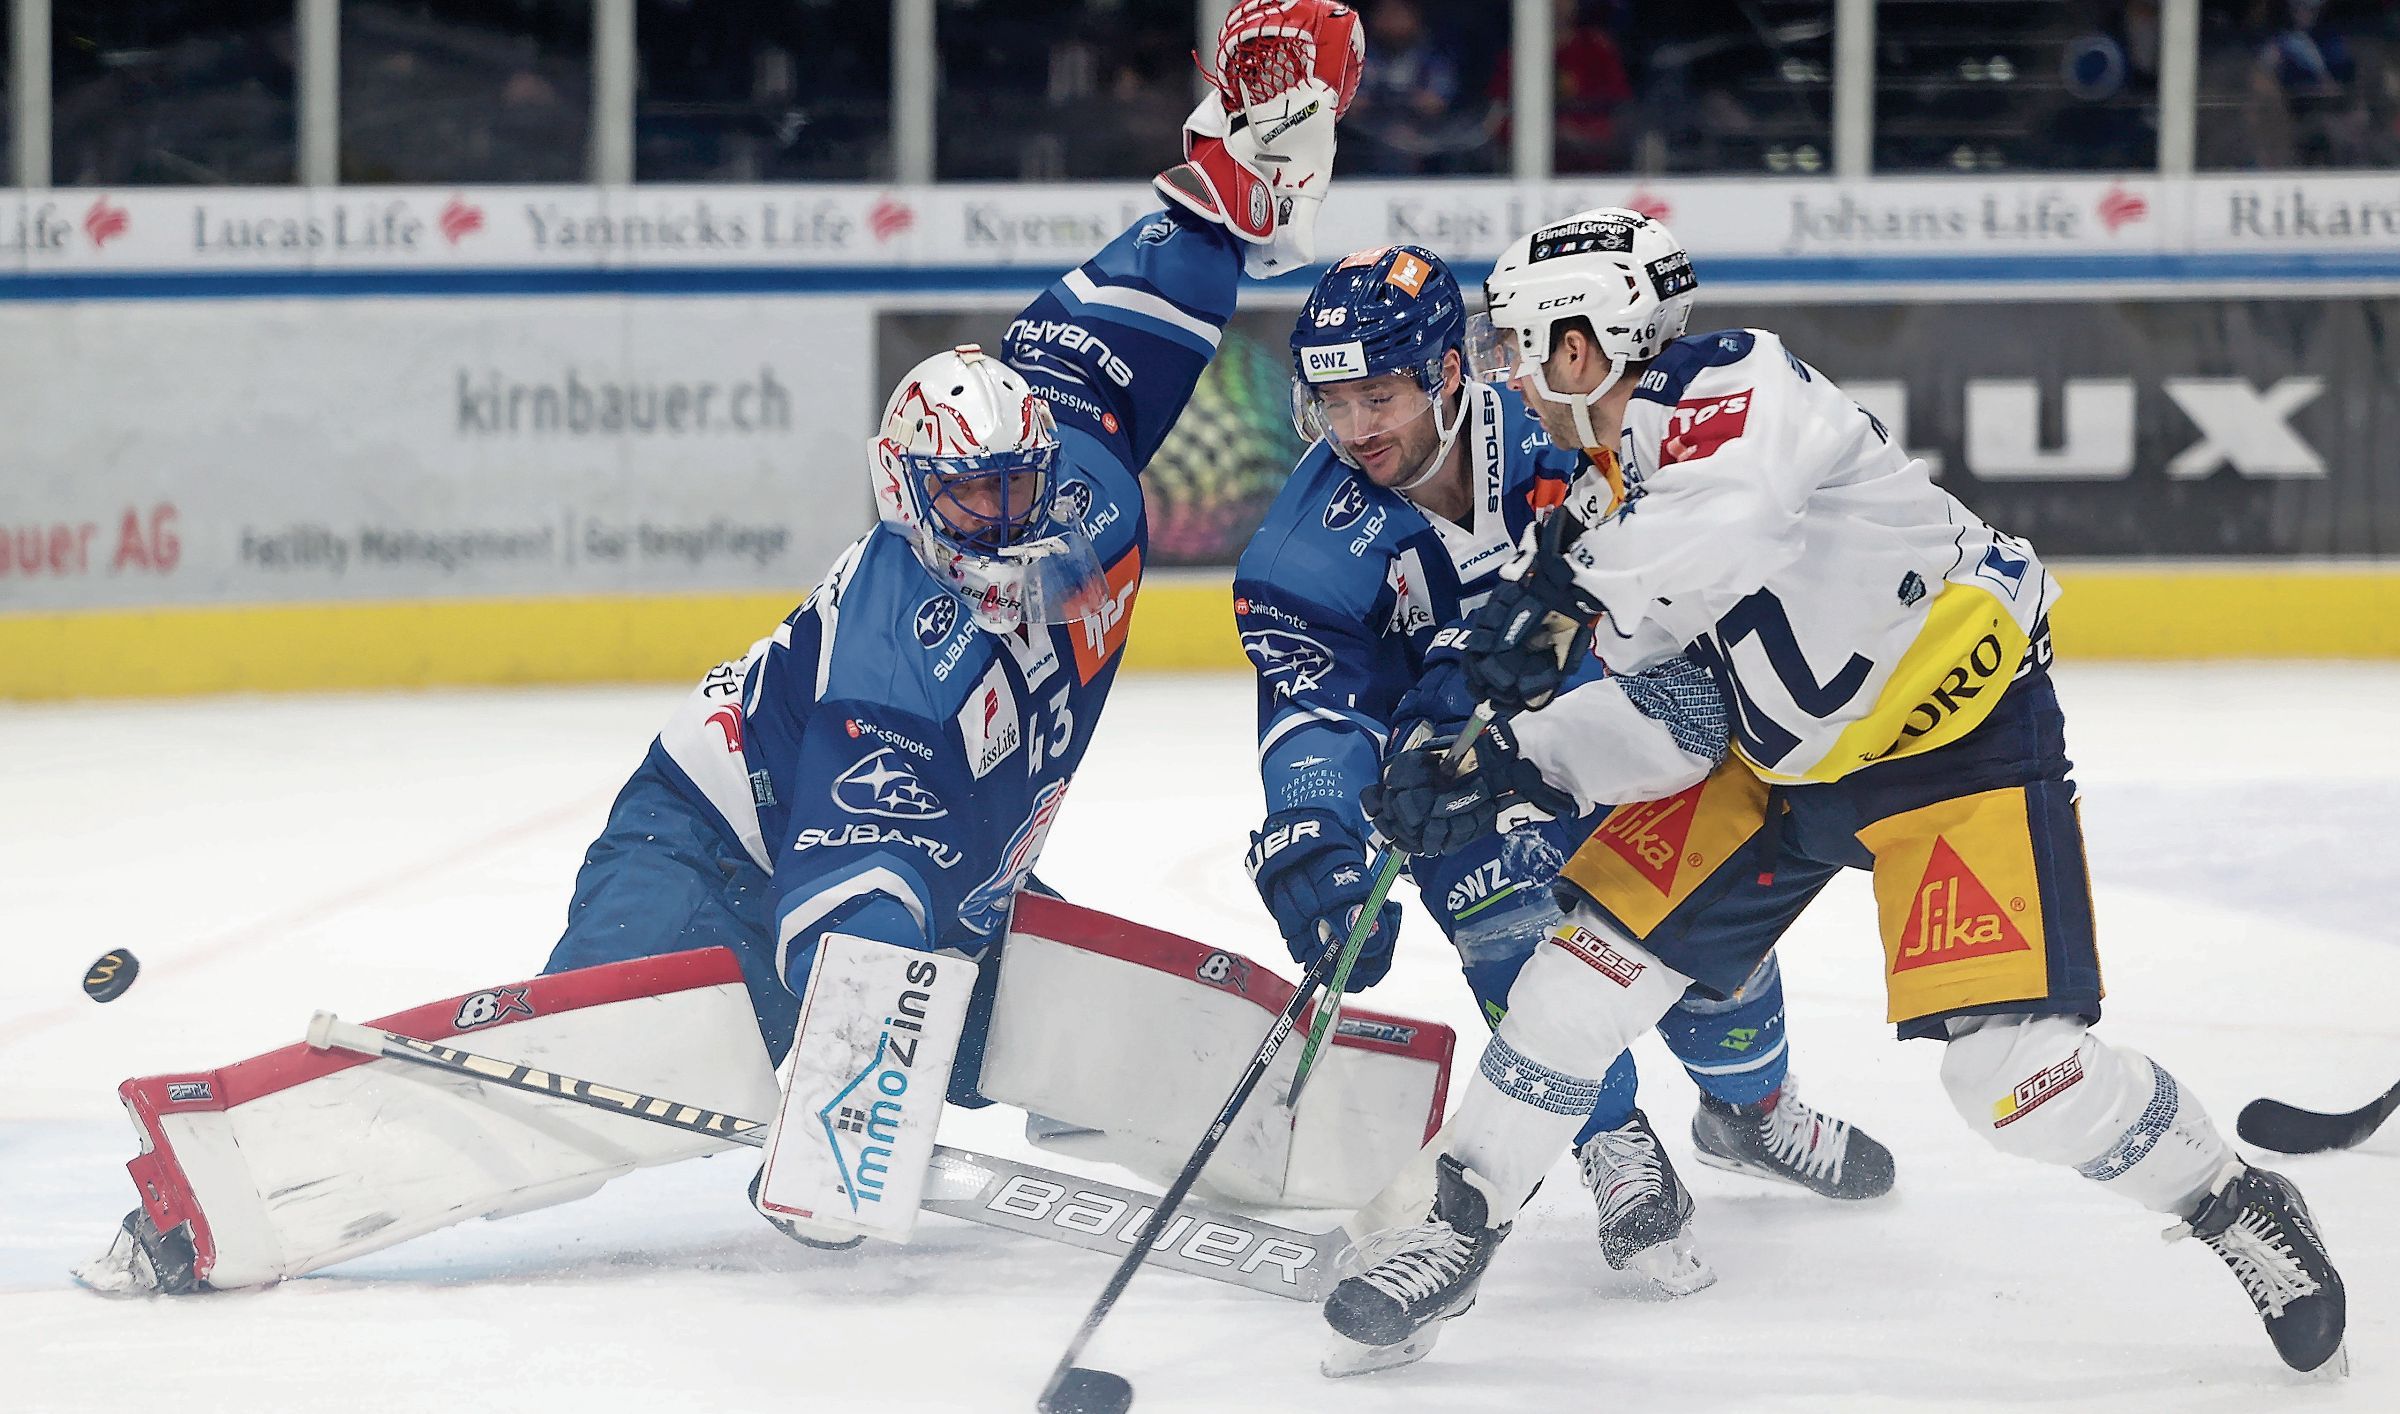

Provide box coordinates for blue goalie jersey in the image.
[622,209,1240,981]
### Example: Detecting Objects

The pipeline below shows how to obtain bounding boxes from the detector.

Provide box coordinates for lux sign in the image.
[1849,377,2326,481]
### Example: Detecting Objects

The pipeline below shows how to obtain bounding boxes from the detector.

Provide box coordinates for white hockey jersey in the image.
[1520,327,2058,790]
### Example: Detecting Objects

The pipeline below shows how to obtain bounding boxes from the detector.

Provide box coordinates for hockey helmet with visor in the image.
[1467,207,1699,448]
[871,346,1105,633]
[1289,244,1469,492]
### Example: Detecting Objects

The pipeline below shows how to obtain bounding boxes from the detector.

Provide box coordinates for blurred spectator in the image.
[2042,0,2162,169]
[1489,0,1635,172]
[2246,0,2382,165]
[1346,0,1500,174]
[936,0,1187,180]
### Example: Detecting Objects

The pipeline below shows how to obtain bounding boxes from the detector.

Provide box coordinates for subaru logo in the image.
[1052,479,1093,529]
[834,749,948,820]
[1322,478,1368,531]
[915,595,958,647]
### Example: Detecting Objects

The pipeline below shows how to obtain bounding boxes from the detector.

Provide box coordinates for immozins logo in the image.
[814,958,942,1211]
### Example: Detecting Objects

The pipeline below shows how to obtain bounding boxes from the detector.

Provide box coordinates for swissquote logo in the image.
[1595,782,1706,894]
[1894,836,2030,971]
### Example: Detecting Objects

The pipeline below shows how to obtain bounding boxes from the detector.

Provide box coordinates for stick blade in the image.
[2237,1097,2359,1155]
[1038,1367,1133,1414]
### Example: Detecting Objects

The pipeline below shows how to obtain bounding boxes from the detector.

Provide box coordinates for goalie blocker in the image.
[81,898,1450,1293]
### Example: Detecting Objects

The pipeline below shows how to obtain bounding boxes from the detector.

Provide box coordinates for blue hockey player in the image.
[1235,244,1894,1319]
[546,0,1367,1241]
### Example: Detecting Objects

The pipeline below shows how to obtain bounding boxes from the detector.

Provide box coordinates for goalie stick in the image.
[304,1013,1342,1302]
[2236,1077,2400,1155]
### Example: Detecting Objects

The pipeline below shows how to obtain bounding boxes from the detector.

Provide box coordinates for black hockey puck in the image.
[83,949,140,1002]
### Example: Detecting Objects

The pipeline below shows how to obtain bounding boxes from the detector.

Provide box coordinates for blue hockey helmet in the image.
[1288,245,1471,489]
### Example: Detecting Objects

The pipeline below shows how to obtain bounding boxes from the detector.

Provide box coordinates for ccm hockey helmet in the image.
[1470,208,1698,446]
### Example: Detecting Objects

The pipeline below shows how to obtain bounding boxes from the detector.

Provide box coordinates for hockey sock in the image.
[1942,1015,2237,1215]
[1658,953,1789,1107]
[1457,951,1641,1148]
[1452,925,1689,1216]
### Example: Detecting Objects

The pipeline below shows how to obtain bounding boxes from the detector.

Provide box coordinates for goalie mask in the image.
[871,346,1105,633]
[1288,244,1468,492]
[1468,207,1699,448]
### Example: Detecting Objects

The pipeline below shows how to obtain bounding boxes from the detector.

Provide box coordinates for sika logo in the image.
[1894,837,2030,971]
[84,198,129,248]
[439,196,485,245]
[869,196,915,242]
[2096,184,2148,234]
[1596,783,1703,895]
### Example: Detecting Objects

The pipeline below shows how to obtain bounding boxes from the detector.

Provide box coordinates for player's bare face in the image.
[1318,373,1439,488]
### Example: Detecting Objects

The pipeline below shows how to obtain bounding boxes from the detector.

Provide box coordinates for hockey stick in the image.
[2237,1078,2400,1155]
[1037,936,1351,1414]
[304,1013,1342,1301]
[1282,704,1496,1109]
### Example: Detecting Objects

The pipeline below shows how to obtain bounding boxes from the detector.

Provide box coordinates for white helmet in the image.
[871,346,1103,633]
[1467,207,1698,447]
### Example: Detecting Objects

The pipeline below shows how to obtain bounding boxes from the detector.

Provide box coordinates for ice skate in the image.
[73,1209,205,1296]
[1322,1155,1512,1377]
[1691,1078,1895,1200]
[1578,1109,1714,1296]
[2170,1165,2347,1375]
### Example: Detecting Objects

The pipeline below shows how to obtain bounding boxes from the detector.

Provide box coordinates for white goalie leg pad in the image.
[756,933,976,1244]
[94,949,780,1292]
[976,897,1454,1209]
[1452,914,1689,1217]
[1941,1015,2237,1215]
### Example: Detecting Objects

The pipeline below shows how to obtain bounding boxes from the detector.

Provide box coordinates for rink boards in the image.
[7,174,2400,697]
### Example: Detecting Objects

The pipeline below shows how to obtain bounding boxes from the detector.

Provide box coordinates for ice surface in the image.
[4,665,2395,1412]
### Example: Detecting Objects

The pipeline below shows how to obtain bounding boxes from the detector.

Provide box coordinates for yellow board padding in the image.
[0,592,802,701]
[5,564,2400,700]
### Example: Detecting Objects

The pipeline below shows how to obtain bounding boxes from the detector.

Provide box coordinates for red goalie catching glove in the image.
[1156,0,1362,279]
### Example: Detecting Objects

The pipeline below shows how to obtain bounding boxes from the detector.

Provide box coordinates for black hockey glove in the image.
[1456,509,1606,714]
[1246,807,1402,989]
[1361,720,1579,859]
[1387,655,1479,749]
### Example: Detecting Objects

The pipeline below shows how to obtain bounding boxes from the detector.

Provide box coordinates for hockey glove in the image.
[1387,653,1479,751]
[1362,720,1578,859]
[1456,509,1606,713]
[1246,807,1402,989]
[1155,0,1362,279]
